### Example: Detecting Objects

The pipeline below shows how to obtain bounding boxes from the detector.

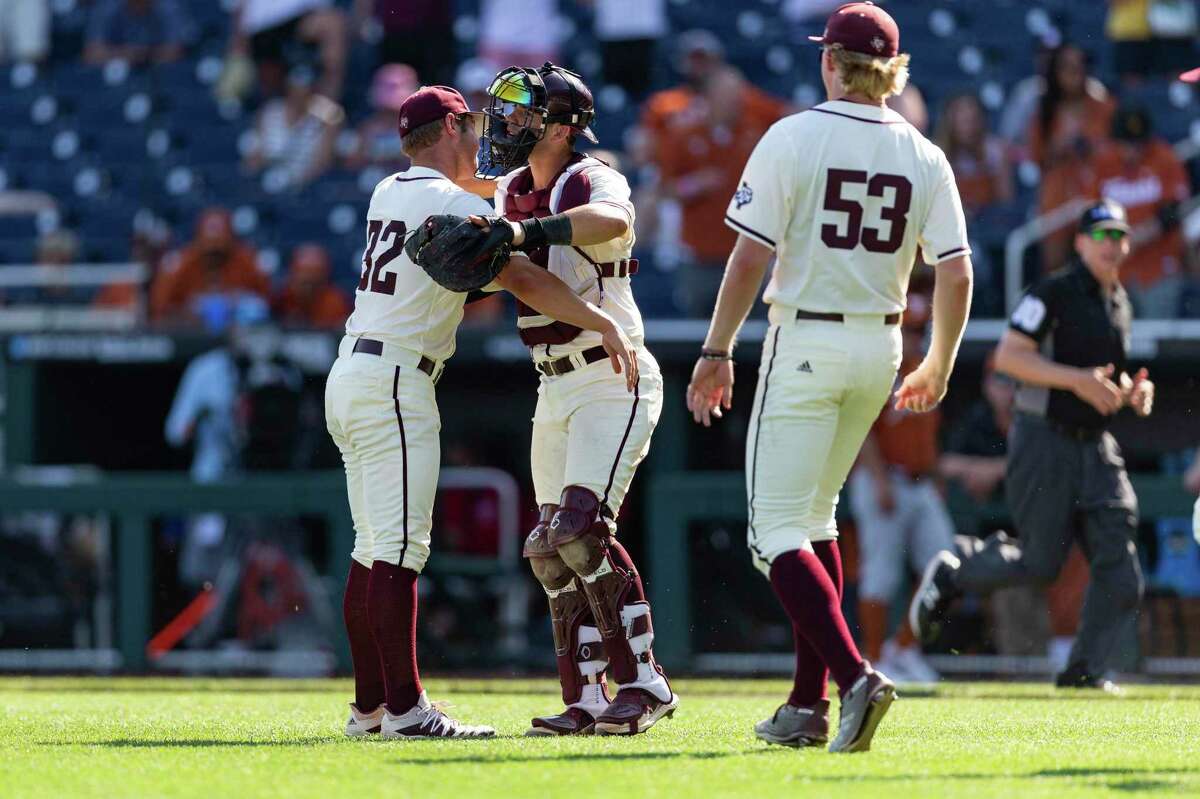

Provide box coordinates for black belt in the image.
[795,309,901,325]
[352,338,437,377]
[1045,419,1104,441]
[535,346,609,377]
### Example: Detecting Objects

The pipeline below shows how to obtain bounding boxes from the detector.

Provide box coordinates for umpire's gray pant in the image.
[955,413,1144,674]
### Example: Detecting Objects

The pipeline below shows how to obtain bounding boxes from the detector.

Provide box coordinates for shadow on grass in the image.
[43,737,339,748]
[794,767,1199,784]
[388,749,777,766]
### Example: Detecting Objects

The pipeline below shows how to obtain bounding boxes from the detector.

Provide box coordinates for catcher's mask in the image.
[478,62,597,176]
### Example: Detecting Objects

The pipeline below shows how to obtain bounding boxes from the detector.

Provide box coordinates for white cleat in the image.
[380,691,496,740]
[345,703,384,737]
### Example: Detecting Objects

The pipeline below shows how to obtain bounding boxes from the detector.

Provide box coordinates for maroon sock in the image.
[367,561,422,714]
[770,547,863,695]
[787,541,843,706]
[343,561,385,711]
[607,540,647,602]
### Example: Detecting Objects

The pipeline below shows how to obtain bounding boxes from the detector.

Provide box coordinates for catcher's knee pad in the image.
[551,486,611,576]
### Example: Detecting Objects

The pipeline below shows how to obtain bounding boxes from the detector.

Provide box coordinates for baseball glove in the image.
[404,214,513,293]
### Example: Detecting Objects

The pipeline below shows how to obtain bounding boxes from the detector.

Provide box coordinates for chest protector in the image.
[504,153,598,346]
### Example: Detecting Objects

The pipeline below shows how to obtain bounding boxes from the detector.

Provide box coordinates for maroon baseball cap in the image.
[397,85,483,137]
[1181,67,1200,82]
[808,2,900,58]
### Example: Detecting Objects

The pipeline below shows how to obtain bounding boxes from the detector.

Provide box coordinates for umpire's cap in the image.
[1078,199,1131,234]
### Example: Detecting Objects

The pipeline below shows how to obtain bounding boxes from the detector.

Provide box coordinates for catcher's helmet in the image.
[478,62,597,175]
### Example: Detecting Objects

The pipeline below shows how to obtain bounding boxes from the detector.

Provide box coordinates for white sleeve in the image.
[919,151,972,264]
[585,165,635,250]
[724,123,794,251]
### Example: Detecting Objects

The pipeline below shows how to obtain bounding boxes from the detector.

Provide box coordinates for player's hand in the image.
[599,322,638,392]
[467,215,521,245]
[1124,368,1154,417]
[1071,364,1123,416]
[687,357,733,427]
[893,360,948,413]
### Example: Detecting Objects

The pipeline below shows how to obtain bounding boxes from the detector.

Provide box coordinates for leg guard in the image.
[552,486,672,703]
[525,503,609,714]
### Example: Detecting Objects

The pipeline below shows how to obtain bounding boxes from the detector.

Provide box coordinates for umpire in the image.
[912,199,1153,690]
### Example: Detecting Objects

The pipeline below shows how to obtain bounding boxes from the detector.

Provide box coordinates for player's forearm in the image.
[496,257,617,334]
[927,255,973,377]
[510,204,629,248]
[994,334,1083,391]
[703,236,772,352]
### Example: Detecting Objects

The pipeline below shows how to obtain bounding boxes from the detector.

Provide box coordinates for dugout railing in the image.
[645,470,1198,674]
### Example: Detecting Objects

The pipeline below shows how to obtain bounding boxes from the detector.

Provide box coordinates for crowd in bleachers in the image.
[1,0,1199,326]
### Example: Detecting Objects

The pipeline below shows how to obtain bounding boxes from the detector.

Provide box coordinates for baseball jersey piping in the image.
[747,326,782,558]
[809,107,906,125]
[391,366,410,564]
[601,381,641,511]
[935,246,969,260]
[724,214,776,248]
[393,175,446,183]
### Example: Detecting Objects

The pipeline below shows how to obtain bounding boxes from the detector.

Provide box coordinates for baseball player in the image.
[473,62,678,736]
[328,85,638,740]
[686,2,973,752]
[1181,67,1200,546]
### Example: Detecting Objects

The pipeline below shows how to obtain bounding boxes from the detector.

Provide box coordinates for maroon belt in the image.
[795,309,900,325]
[535,346,609,377]
[352,338,437,377]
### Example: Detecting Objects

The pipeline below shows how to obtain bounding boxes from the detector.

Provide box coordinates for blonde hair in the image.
[827,44,910,102]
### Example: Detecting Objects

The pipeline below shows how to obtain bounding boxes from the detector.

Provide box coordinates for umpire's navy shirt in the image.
[1007,258,1132,431]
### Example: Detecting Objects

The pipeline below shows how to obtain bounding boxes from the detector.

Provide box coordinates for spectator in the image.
[641,30,729,147]
[230,0,346,101]
[94,215,173,314]
[1085,106,1192,317]
[652,66,788,316]
[272,243,351,329]
[935,93,1014,218]
[1107,0,1199,85]
[847,295,954,684]
[1028,44,1116,168]
[11,230,92,306]
[342,63,417,173]
[589,0,668,98]
[478,0,560,69]
[84,0,193,66]
[0,0,48,63]
[150,208,268,326]
[888,83,928,134]
[244,64,344,190]
[354,0,455,87]
[940,352,1014,503]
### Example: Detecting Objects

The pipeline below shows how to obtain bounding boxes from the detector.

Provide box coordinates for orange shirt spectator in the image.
[1027,45,1116,167]
[151,208,268,323]
[935,93,1014,216]
[1084,112,1190,289]
[272,243,351,328]
[654,69,787,264]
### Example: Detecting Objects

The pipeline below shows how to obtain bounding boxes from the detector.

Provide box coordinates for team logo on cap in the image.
[734,181,753,209]
[871,35,885,52]
[400,115,409,129]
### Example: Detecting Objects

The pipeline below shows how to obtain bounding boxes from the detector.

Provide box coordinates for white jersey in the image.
[344,166,496,362]
[495,155,644,361]
[725,99,970,315]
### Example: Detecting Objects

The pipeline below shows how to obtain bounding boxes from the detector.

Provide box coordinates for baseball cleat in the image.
[380,692,496,739]
[754,699,829,748]
[1055,663,1121,694]
[829,664,896,753]
[593,688,679,735]
[345,703,384,737]
[909,550,962,647]
[526,706,598,736]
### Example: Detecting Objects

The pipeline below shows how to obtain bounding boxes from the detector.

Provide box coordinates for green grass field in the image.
[1,678,1198,798]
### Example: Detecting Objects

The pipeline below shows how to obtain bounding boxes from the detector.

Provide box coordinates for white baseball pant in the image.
[746,311,902,576]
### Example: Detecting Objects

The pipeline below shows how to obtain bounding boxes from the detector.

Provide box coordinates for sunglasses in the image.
[1088,228,1127,242]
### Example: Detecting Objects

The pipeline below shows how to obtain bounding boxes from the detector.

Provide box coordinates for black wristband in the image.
[519,213,573,250]
[701,348,732,361]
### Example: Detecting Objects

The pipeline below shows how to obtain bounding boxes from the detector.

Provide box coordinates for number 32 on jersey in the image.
[358,219,407,295]
[820,169,913,254]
